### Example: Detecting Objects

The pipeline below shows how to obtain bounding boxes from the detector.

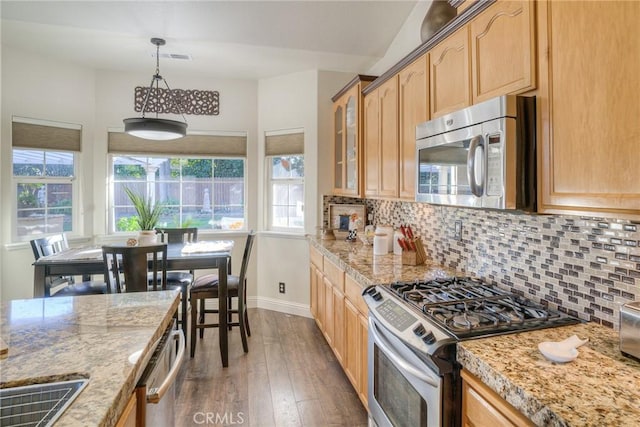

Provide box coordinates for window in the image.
[12,118,80,240]
[265,130,304,231]
[108,130,248,233]
[110,156,246,232]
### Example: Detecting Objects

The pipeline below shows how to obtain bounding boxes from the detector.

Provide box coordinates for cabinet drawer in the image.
[323,258,345,292]
[345,274,368,315]
[461,370,534,427]
[310,245,323,268]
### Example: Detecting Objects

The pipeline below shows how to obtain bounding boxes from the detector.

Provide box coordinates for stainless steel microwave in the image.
[415,95,536,210]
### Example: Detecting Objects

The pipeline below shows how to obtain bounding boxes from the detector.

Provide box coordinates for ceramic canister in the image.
[376,225,394,252]
[373,233,388,256]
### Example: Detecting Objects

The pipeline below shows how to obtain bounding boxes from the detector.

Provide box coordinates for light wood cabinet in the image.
[461,370,534,427]
[332,285,345,365]
[323,277,334,346]
[364,76,399,197]
[398,54,429,200]
[344,298,360,387]
[309,263,318,320]
[308,247,368,409]
[332,76,375,197]
[537,0,640,219]
[357,310,368,408]
[470,0,536,103]
[115,388,145,427]
[363,90,379,196]
[430,26,471,118]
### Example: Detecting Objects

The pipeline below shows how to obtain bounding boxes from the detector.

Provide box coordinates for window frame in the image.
[266,154,305,232]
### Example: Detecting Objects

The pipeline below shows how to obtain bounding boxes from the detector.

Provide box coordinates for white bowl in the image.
[538,341,578,363]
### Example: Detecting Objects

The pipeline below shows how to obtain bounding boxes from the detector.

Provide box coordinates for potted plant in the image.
[123,186,164,245]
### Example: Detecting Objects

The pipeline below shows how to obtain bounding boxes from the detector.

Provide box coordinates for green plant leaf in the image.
[123,186,164,230]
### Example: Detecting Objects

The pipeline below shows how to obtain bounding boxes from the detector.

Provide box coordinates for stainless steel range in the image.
[363,277,580,427]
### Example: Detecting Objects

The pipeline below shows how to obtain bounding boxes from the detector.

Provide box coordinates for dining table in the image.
[32,240,235,367]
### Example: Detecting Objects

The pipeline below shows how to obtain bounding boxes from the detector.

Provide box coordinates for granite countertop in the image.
[458,322,640,426]
[309,236,640,426]
[309,236,456,286]
[0,290,180,426]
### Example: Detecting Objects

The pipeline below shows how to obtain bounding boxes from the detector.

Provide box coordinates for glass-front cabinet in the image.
[332,75,376,196]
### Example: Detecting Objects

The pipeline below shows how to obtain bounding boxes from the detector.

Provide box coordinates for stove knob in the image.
[422,331,436,345]
[413,324,426,337]
[365,287,378,296]
[372,291,383,301]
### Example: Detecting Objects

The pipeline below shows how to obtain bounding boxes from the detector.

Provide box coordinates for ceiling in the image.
[1,1,419,80]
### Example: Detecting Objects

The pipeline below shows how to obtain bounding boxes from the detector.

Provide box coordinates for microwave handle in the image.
[467,135,485,197]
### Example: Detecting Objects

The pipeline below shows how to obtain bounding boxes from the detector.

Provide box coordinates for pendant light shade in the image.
[123,117,187,140]
[123,38,187,140]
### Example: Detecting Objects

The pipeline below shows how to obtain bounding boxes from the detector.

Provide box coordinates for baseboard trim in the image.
[247,296,312,318]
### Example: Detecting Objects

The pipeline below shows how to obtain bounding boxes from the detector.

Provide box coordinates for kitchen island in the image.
[0,290,180,426]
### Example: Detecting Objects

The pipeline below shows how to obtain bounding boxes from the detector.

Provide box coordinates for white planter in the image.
[137,230,157,246]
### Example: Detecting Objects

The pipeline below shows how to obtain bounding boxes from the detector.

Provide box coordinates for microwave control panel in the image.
[485,134,502,196]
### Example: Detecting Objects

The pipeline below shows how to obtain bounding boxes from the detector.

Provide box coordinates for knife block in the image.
[401,237,427,265]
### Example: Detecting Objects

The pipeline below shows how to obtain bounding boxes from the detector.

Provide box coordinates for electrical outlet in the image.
[279,282,286,294]
[454,220,462,241]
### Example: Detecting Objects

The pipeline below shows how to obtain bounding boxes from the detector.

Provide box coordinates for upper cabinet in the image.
[332,76,376,197]
[470,0,536,103]
[364,76,399,198]
[537,0,640,219]
[430,26,471,118]
[399,54,429,200]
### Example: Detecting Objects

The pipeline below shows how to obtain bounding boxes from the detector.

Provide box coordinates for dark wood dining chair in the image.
[154,227,198,337]
[189,231,255,361]
[102,244,167,293]
[30,234,107,297]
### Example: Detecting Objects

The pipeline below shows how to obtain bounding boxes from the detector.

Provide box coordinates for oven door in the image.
[368,315,443,427]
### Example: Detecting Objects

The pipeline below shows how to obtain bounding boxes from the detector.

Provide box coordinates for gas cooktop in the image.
[383,277,580,340]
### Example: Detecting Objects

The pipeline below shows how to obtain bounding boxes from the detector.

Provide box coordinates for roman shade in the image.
[12,118,82,152]
[265,131,304,156]
[108,132,247,156]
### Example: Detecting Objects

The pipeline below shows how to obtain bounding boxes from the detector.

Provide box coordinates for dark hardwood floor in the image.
[175,308,368,427]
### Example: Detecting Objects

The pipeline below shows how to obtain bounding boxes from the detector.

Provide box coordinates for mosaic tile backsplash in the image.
[323,196,640,330]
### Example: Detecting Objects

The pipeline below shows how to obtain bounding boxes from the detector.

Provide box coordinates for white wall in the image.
[367,0,431,76]
[255,70,352,316]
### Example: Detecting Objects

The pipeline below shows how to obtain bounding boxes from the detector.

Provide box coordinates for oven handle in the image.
[369,317,440,387]
[467,135,485,197]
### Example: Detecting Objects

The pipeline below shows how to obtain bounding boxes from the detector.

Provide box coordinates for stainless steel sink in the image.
[0,379,88,427]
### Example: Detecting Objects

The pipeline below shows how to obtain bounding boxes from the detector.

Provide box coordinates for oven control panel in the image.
[362,285,454,354]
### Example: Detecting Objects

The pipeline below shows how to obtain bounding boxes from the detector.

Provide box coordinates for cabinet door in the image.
[316,267,325,330]
[309,265,318,319]
[364,90,380,197]
[537,1,640,218]
[399,55,429,200]
[344,88,360,195]
[332,285,345,366]
[378,76,399,198]
[470,0,535,102]
[323,277,334,346]
[430,26,471,118]
[461,370,534,427]
[332,101,345,193]
[344,298,360,388]
[358,311,369,409]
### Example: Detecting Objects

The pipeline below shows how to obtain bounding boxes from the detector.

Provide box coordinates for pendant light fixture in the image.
[123,38,187,140]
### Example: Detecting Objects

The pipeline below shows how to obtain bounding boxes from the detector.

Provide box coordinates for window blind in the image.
[108,132,247,156]
[12,119,82,152]
[265,131,304,156]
